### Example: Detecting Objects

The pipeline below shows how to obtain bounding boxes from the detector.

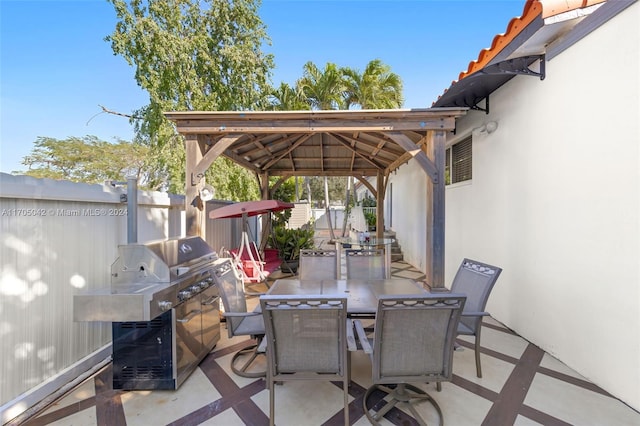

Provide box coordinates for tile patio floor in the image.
[15,260,640,426]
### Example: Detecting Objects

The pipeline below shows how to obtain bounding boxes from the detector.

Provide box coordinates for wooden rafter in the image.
[259,134,310,169]
[330,133,384,170]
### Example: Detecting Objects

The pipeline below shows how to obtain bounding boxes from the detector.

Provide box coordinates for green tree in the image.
[208,157,260,202]
[107,0,273,194]
[339,59,402,233]
[301,177,346,207]
[265,82,309,111]
[20,136,157,187]
[294,61,348,237]
[269,176,296,226]
[297,61,346,110]
[342,59,404,109]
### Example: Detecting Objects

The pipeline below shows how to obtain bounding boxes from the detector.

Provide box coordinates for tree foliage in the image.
[22,2,406,206]
[208,157,260,202]
[297,61,346,110]
[20,136,157,187]
[301,176,347,208]
[273,59,403,207]
[264,82,309,111]
[106,0,274,194]
[342,59,403,109]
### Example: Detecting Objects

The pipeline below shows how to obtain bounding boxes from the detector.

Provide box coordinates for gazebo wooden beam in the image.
[166,108,468,290]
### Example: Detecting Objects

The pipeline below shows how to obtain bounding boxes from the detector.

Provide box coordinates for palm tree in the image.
[265,82,309,111]
[342,59,403,109]
[297,61,346,110]
[275,60,404,238]
[295,61,348,239]
[340,60,403,234]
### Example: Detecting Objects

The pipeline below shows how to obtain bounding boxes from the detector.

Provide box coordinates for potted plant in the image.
[362,196,377,232]
[269,225,315,274]
[364,210,376,232]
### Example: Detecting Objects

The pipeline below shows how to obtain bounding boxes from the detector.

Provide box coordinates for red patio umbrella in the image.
[210,200,294,285]
[209,200,294,220]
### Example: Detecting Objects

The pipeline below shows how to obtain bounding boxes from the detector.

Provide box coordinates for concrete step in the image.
[384,229,404,262]
[391,252,404,262]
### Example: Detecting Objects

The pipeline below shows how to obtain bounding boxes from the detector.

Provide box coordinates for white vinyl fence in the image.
[0,173,290,422]
[0,174,186,422]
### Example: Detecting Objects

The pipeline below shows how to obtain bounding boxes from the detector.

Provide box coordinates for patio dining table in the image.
[266,278,428,316]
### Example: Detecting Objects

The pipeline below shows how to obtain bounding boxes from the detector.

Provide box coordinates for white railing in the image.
[362,206,376,216]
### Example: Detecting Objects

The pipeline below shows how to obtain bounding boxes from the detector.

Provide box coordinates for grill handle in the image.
[176,309,201,323]
[202,296,220,306]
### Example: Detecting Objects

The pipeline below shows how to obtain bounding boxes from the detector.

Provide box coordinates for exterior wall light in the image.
[473,121,499,135]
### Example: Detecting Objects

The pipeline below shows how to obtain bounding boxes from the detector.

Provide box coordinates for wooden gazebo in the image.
[164,108,467,289]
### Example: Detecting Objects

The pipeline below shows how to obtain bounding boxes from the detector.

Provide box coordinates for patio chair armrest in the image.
[353,319,373,355]
[461,311,489,317]
[222,311,261,318]
[346,319,357,351]
[257,336,267,353]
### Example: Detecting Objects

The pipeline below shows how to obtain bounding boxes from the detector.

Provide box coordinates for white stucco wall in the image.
[387,161,428,272]
[388,2,639,410]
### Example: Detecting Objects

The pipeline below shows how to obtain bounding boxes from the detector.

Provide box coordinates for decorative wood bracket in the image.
[189,134,243,186]
[385,132,439,184]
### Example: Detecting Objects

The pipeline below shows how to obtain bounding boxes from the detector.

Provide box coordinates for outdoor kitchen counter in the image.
[73,283,174,322]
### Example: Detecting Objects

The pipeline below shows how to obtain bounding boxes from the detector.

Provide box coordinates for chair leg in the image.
[475,334,483,378]
[231,342,266,378]
[343,378,349,426]
[269,379,275,426]
[363,383,442,426]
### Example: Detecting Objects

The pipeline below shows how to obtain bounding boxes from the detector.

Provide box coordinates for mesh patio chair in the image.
[298,249,338,280]
[260,295,353,426]
[345,248,385,279]
[217,262,266,378]
[354,294,466,426]
[450,258,502,378]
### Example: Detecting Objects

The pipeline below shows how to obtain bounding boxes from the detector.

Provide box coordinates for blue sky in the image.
[0,0,524,174]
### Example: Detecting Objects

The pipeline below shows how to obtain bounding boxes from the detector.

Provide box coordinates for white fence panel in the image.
[311,207,346,229]
[0,173,183,419]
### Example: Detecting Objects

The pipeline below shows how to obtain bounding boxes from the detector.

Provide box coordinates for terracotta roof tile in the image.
[439,0,606,96]
[458,0,543,81]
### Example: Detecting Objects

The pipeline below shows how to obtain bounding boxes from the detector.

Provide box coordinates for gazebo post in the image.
[376,170,385,240]
[424,130,447,290]
[185,134,205,237]
[259,171,270,250]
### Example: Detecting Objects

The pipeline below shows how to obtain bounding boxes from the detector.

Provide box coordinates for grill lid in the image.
[111,236,218,289]
[75,236,222,322]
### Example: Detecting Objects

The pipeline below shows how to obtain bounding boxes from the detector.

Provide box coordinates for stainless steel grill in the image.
[74,236,229,390]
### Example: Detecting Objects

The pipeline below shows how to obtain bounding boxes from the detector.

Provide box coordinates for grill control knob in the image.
[158,300,173,311]
[178,290,192,301]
